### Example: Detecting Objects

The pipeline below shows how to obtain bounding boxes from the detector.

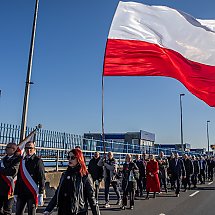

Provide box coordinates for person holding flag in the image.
[0,142,21,215]
[14,132,45,215]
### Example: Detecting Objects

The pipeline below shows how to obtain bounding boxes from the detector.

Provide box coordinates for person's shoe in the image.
[145,196,149,200]
[176,194,180,197]
[116,199,122,206]
[104,202,110,208]
[130,206,134,210]
[121,205,126,210]
[165,188,168,193]
[184,189,187,192]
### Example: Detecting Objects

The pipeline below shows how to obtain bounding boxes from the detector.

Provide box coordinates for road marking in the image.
[159,214,166,215]
[208,181,213,185]
[189,191,199,197]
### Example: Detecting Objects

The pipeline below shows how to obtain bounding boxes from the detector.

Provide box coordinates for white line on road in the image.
[189,191,199,197]
[159,214,166,215]
[208,181,213,185]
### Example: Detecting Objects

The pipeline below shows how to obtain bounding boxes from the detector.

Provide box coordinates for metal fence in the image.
[0,122,200,167]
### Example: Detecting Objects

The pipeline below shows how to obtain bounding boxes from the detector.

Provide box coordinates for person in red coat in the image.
[146,154,160,199]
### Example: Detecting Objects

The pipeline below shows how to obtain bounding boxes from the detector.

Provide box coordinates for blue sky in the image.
[0,0,215,149]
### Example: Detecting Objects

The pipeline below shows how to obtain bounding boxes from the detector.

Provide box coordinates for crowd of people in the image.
[88,150,215,210]
[0,141,215,214]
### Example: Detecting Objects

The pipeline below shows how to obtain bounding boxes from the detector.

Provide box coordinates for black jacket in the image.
[133,159,145,177]
[207,159,215,170]
[169,158,185,177]
[88,157,103,181]
[192,160,200,175]
[183,158,194,175]
[14,153,45,197]
[0,154,21,197]
[45,166,100,215]
[122,162,139,191]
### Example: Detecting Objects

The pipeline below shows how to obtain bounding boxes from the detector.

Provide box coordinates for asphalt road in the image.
[13,180,215,215]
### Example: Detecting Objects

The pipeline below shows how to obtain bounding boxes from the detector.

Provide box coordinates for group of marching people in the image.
[0,142,100,215]
[88,150,215,210]
[1,140,215,215]
[0,141,46,215]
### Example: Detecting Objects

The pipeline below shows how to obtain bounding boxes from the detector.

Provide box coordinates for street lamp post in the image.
[207,120,210,154]
[180,93,185,153]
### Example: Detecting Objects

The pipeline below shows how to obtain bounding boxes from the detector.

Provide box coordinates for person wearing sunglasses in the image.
[14,141,45,215]
[43,148,100,215]
[0,142,21,215]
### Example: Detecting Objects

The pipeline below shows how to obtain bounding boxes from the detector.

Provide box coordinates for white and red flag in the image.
[103,1,215,106]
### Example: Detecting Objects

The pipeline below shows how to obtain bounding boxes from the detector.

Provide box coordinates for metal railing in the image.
[0,122,201,171]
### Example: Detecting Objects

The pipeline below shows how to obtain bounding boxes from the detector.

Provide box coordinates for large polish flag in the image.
[103,1,215,106]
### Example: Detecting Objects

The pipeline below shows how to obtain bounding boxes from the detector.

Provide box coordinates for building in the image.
[83,130,155,153]
[190,148,206,155]
[155,143,191,152]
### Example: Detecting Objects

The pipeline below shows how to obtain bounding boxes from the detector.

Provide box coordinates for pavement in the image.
[12,179,215,215]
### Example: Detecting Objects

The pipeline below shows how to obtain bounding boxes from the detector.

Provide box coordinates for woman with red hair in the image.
[43,148,100,215]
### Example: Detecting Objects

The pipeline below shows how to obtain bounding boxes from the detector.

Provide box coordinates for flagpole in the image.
[102,38,109,157]
[20,0,40,142]
[102,75,106,155]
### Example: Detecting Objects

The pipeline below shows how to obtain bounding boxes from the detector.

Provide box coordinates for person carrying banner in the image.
[14,141,45,215]
[0,142,21,215]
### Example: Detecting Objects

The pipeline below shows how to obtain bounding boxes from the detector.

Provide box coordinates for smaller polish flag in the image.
[103,1,215,106]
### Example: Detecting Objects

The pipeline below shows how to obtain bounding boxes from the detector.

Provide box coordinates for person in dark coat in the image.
[88,152,103,202]
[0,143,21,215]
[133,154,145,197]
[15,141,45,215]
[121,154,139,210]
[168,153,185,197]
[207,157,215,181]
[198,156,207,184]
[182,154,193,191]
[145,154,160,199]
[44,148,100,215]
[191,155,200,188]
[167,153,175,190]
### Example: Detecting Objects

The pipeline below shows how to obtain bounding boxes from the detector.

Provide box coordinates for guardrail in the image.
[0,143,199,172]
